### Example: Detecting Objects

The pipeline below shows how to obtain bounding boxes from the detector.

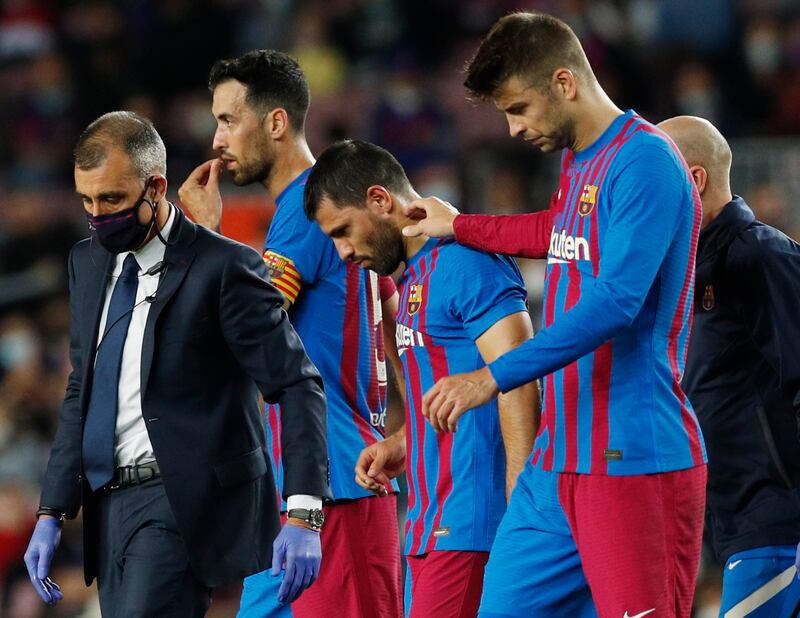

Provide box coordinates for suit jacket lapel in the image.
[140,208,197,399]
[79,242,114,412]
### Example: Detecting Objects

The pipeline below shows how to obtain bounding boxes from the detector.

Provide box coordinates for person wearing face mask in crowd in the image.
[22,111,331,617]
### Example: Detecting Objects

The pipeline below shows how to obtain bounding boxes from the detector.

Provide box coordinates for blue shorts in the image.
[478,463,596,618]
[720,546,800,617]
[238,571,292,618]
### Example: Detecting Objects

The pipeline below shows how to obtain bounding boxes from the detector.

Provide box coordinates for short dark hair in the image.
[208,50,310,132]
[464,12,592,100]
[304,140,413,220]
[74,111,166,179]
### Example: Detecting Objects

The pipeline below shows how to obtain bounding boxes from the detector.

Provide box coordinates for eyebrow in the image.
[328,223,348,237]
[76,190,127,201]
[503,102,528,115]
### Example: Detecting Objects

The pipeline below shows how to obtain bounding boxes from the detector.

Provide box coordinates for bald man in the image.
[659,116,800,617]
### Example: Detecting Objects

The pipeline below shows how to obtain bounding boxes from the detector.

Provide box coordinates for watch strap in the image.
[287,517,321,532]
[287,508,324,530]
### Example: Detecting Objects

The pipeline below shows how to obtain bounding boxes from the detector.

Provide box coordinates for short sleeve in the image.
[447,247,529,341]
[265,199,339,302]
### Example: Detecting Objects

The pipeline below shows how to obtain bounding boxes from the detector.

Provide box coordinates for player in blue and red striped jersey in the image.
[303,140,541,618]
[178,51,404,618]
[403,13,707,618]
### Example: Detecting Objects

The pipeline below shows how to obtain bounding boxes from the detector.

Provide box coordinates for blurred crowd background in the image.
[1,0,799,616]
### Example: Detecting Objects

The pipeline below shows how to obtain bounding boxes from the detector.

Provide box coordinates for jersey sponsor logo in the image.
[727,559,743,570]
[702,284,714,311]
[396,323,424,355]
[548,227,591,264]
[370,409,386,428]
[578,183,598,216]
[432,527,450,537]
[407,283,423,315]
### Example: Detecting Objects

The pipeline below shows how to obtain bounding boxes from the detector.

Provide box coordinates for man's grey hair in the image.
[74,111,167,179]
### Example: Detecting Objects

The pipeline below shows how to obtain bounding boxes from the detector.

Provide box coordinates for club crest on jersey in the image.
[407,283,423,315]
[579,184,598,216]
[702,284,714,311]
[263,252,289,279]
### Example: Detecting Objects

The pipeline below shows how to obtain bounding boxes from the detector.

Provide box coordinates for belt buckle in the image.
[106,471,124,491]
[116,466,132,490]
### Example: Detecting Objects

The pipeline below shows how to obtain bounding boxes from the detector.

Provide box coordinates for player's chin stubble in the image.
[231,158,270,186]
[367,219,406,276]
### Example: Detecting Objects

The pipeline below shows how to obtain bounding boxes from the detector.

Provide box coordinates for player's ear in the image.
[265,108,289,140]
[552,68,577,101]
[366,185,393,217]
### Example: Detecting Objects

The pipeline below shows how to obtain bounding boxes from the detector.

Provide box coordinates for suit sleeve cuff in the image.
[286,494,323,511]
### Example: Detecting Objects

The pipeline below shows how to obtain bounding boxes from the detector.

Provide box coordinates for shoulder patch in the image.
[263,250,302,304]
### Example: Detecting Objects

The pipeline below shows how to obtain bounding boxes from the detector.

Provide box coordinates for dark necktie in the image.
[82,253,140,490]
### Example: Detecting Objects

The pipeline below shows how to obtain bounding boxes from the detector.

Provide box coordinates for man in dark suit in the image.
[23,111,331,617]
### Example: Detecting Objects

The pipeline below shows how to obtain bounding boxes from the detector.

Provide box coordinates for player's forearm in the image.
[497,381,540,494]
[489,283,635,392]
[453,211,553,259]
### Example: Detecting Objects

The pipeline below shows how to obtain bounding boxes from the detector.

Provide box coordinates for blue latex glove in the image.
[271,522,322,604]
[23,518,64,605]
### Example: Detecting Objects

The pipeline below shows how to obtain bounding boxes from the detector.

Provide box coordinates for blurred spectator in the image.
[370,63,455,174]
[749,181,791,228]
[291,6,347,95]
[673,62,723,128]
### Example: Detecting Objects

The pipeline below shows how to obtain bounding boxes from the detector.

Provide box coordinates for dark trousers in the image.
[96,478,213,617]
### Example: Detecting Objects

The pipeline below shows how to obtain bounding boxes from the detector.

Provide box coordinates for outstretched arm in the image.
[401,196,553,259]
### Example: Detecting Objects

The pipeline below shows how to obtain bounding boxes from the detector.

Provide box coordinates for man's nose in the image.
[334,238,354,261]
[507,116,526,138]
[212,128,226,152]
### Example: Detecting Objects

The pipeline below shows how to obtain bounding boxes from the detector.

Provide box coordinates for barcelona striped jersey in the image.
[396,237,528,555]
[263,168,397,504]
[487,110,707,475]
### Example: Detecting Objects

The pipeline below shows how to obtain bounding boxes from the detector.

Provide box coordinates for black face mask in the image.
[86,177,155,254]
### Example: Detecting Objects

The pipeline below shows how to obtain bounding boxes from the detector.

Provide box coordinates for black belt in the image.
[106,460,161,490]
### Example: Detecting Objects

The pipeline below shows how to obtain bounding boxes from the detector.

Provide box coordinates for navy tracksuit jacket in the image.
[682,196,800,563]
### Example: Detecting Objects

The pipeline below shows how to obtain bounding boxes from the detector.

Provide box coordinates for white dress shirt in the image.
[96,206,175,466]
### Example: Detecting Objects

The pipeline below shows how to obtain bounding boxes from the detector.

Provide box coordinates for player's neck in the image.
[404,233,429,262]
[394,191,429,261]
[263,139,315,198]
[573,92,624,153]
